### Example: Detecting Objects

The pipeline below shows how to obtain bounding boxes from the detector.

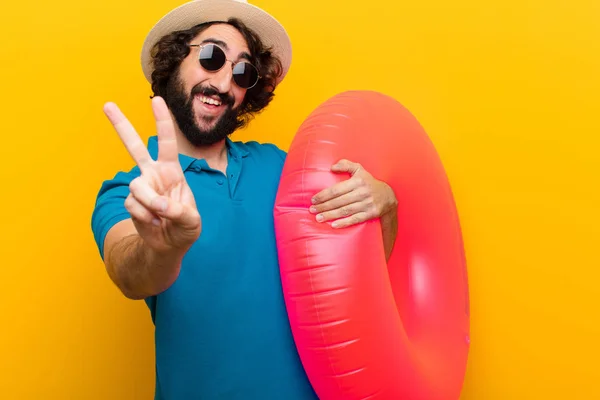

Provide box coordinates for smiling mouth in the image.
[194,94,227,122]
[197,95,222,106]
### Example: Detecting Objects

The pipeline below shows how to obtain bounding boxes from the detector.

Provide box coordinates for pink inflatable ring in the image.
[274,90,470,399]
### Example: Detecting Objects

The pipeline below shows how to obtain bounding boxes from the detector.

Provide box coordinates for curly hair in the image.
[149,18,283,127]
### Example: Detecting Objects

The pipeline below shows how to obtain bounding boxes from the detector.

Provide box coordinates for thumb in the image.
[331,159,361,175]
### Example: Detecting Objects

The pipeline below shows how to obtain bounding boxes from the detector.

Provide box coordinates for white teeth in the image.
[199,95,221,106]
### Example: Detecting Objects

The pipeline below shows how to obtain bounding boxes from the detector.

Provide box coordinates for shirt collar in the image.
[146,135,249,171]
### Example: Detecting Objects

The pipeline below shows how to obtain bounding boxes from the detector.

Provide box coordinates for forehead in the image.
[194,24,250,53]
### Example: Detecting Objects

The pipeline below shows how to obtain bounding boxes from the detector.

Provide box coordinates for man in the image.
[91,0,399,398]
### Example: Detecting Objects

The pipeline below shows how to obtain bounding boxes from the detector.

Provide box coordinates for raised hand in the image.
[103,96,201,255]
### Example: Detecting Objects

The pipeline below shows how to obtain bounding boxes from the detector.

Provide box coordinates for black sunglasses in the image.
[189,43,261,89]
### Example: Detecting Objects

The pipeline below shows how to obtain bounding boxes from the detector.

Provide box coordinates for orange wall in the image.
[1,0,599,398]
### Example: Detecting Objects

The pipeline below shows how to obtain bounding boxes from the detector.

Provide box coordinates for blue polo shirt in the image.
[91,136,318,400]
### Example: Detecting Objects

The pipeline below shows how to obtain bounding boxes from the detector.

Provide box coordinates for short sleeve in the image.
[272,144,287,162]
[260,142,288,163]
[90,167,140,260]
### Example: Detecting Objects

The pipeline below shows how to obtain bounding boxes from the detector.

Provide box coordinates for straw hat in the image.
[140,0,292,85]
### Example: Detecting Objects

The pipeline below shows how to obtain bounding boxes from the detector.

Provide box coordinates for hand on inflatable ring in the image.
[309,159,398,228]
[308,159,399,259]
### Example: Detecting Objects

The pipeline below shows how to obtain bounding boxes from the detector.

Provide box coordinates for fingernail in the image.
[311,197,317,204]
[332,221,339,228]
[316,214,323,222]
[152,218,161,226]
[309,206,317,213]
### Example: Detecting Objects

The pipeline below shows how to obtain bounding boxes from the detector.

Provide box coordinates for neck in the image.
[175,131,229,173]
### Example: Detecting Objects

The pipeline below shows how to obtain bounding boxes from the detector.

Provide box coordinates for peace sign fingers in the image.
[103,101,154,172]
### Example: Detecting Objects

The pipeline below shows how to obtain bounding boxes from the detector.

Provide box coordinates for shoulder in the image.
[96,167,141,197]
[231,140,287,163]
[90,135,158,259]
[91,165,141,259]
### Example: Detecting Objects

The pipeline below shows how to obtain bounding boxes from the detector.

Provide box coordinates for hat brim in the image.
[140,0,292,85]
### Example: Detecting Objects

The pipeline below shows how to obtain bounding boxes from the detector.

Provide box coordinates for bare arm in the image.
[103,219,185,300]
[380,205,398,262]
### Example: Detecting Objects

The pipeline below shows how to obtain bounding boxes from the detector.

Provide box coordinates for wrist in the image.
[148,244,186,268]
[143,245,185,296]
[381,183,398,217]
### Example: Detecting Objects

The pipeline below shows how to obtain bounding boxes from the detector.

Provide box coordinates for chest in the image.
[182,158,283,260]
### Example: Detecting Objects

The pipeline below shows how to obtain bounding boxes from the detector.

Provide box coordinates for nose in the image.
[210,62,234,94]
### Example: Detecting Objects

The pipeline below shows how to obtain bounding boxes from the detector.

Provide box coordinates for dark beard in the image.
[163,74,242,147]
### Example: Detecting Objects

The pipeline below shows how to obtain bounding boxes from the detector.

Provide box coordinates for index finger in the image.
[151,97,179,164]
[311,178,358,205]
[103,102,153,171]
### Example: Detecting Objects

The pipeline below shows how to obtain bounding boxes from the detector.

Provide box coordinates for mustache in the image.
[191,85,235,107]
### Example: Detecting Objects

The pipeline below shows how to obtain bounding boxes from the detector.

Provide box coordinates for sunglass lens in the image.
[199,44,226,71]
[233,62,259,89]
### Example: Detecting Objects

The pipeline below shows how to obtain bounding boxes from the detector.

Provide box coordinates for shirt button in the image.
[217,178,224,185]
